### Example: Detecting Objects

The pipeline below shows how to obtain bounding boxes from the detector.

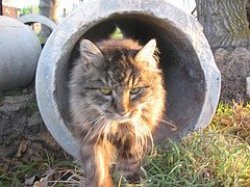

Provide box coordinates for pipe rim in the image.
[18,14,56,32]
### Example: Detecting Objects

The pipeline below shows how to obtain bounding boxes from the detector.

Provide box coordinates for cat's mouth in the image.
[104,112,134,123]
[113,114,131,123]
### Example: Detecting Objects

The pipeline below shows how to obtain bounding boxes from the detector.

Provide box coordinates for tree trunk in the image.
[39,0,51,18]
[50,0,60,23]
[39,0,51,44]
[196,0,250,50]
[247,0,250,27]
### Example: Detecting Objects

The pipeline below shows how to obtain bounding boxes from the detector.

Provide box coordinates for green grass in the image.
[110,27,124,39]
[144,102,250,187]
[0,157,80,187]
[0,103,250,186]
[145,131,250,187]
[0,159,46,187]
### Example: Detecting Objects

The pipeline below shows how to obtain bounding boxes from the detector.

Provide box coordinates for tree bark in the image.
[50,0,60,23]
[196,0,250,50]
[39,0,51,43]
[39,0,51,18]
[247,0,250,27]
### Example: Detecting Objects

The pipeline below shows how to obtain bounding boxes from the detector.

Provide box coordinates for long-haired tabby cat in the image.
[69,38,166,187]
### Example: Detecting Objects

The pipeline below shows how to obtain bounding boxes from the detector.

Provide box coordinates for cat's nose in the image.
[117,109,129,116]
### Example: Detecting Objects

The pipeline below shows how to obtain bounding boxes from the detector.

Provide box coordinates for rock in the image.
[214,47,250,103]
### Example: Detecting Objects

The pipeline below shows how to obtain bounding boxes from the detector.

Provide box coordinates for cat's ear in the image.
[135,39,158,68]
[79,39,103,65]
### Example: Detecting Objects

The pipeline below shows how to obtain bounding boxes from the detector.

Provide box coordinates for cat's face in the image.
[70,39,165,126]
[83,58,159,123]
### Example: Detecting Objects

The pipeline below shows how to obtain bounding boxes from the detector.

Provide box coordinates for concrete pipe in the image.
[18,14,56,32]
[0,16,42,92]
[36,0,221,158]
[19,14,56,47]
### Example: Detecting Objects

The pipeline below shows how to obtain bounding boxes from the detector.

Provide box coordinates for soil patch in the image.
[0,87,70,162]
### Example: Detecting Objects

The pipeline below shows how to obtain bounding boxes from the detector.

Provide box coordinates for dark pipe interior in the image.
[61,14,206,144]
[0,0,2,16]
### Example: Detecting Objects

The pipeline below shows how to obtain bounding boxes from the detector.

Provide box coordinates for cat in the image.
[69,38,166,187]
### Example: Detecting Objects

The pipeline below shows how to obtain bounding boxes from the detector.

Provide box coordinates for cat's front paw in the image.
[124,167,147,184]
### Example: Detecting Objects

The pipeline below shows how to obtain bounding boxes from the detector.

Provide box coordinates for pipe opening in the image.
[58,13,206,144]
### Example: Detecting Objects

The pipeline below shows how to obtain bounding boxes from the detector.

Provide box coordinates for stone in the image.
[214,47,250,103]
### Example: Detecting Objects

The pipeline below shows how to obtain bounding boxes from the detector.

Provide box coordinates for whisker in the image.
[73,105,97,113]
[160,119,178,131]
[82,115,104,143]
[96,121,107,145]
[102,120,111,147]
[91,119,105,144]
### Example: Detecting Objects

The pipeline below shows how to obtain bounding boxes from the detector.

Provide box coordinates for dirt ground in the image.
[0,87,69,162]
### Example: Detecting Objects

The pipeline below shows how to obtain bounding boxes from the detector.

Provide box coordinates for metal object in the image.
[0,16,41,92]
[36,0,221,158]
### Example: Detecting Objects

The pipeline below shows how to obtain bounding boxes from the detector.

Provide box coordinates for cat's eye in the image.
[130,87,142,95]
[100,87,112,95]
